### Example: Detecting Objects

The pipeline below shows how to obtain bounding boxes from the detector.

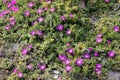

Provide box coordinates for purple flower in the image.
[83,53,91,59]
[97,33,102,38]
[95,68,102,75]
[64,59,71,65]
[88,47,93,52]
[66,30,71,34]
[2,10,10,15]
[104,0,110,2]
[46,0,52,4]
[11,0,17,5]
[13,68,18,74]
[38,17,44,22]
[107,40,111,45]
[32,20,38,25]
[10,6,19,12]
[65,65,72,72]
[36,30,43,36]
[56,24,64,31]
[30,30,36,36]
[24,10,30,16]
[2,0,7,3]
[66,42,71,47]
[58,54,67,62]
[95,64,102,69]
[60,16,66,21]
[108,51,115,58]
[6,2,12,8]
[5,25,11,30]
[66,48,74,54]
[113,26,120,32]
[22,48,28,56]
[28,2,34,8]
[44,7,48,11]
[94,52,99,57]
[27,45,33,49]
[37,8,43,14]
[17,72,23,78]
[75,58,84,66]
[39,65,46,70]
[10,20,16,26]
[96,37,102,43]
[50,8,55,12]
[27,64,32,70]
[9,16,15,21]
[69,14,74,18]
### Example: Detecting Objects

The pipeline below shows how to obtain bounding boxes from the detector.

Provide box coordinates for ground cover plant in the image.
[0,0,120,80]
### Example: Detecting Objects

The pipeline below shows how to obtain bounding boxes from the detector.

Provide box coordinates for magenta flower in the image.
[24,10,30,16]
[13,68,18,74]
[104,0,110,2]
[2,0,7,3]
[6,2,12,8]
[50,8,55,12]
[28,2,34,8]
[10,20,16,26]
[44,7,48,11]
[39,65,46,70]
[97,33,102,38]
[37,8,43,14]
[56,24,64,31]
[107,40,111,45]
[66,43,71,47]
[69,14,74,18]
[2,10,10,15]
[58,54,67,62]
[95,64,102,69]
[96,37,102,43]
[10,6,19,12]
[75,58,84,66]
[113,26,120,32]
[108,51,115,58]
[30,30,36,36]
[22,48,28,56]
[38,17,44,22]
[36,30,43,36]
[94,52,99,57]
[96,69,102,75]
[88,47,93,52]
[27,64,32,70]
[65,65,72,72]
[66,30,71,34]
[32,20,38,25]
[64,59,71,65]
[66,48,74,54]
[5,25,11,30]
[83,53,91,59]
[11,0,17,5]
[9,16,15,21]
[60,16,66,21]
[46,0,52,4]
[27,45,33,49]
[17,72,23,78]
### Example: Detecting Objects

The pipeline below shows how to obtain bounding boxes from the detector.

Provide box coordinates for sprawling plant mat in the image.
[0,0,120,80]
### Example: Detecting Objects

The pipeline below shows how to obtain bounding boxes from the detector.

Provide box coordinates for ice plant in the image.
[56,24,64,31]
[64,59,71,65]
[11,0,17,5]
[36,30,43,36]
[69,14,74,18]
[22,48,28,56]
[6,2,12,8]
[66,42,71,47]
[75,58,84,66]
[24,10,30,16]
[65,65,72,72]
[95,64,102,69]
[107,40,111,45]
[104,0,110,2]
[96,37,102,43]
[113,26,120,32]
[88,47,93,52]
[94,52,99,57]
[66,30,71,34]
[38,17,44,22]
[30,30,36,36]
[50,8,55,12]
[9,16,15,21]
[83,53,91,59]
[66,48,74,54]
[5,25,11,30]
[37,8,43,14]
[60,16,66,21]
[97,33,102,38]
[28,2,34,8]
[13,68,18,74]
[108,51,115,58]
[27,64,32,70]
[2,0,7,3]
[10,6,19,12]
[17,72,23,78]
[39,65,46,70]
[58,54,67,62]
